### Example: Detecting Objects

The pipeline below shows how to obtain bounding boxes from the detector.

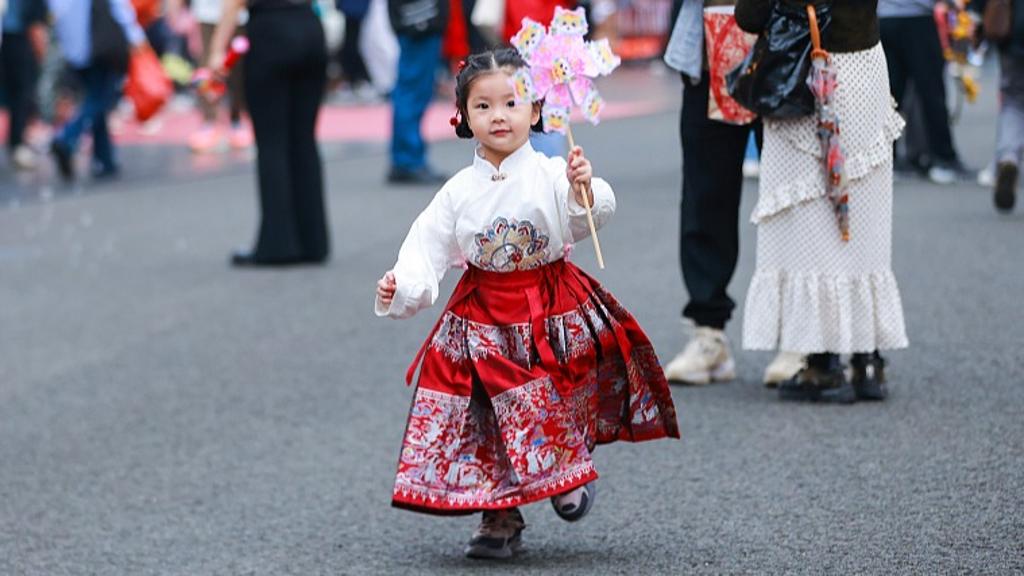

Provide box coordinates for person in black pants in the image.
[1,0,48,170]
[210,0,330,266]
[663,68,765,385]
[879,0,971,183]
[662,0,798,386]
[337,0,372,93]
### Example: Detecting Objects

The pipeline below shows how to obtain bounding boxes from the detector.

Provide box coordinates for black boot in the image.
[850,351,887,401]
[778,353,855,404]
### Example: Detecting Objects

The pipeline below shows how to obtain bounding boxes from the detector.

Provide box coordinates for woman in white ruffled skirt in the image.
[736,1,908,403]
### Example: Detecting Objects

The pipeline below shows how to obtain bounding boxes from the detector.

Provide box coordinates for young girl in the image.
[374,47,680,559]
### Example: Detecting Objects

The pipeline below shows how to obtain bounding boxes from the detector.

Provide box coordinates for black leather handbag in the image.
[726,1,832,119]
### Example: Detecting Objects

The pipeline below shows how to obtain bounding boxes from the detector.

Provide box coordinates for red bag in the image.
[125,47,172,122]
[130,0,161,28]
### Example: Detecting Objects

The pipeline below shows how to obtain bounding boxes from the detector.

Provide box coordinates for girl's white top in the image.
[375,141,616,319]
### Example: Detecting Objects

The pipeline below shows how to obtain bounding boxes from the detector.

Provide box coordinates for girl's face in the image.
[465,70,541,167]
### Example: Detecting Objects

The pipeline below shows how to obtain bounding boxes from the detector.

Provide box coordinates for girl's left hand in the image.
[567,146,594,207]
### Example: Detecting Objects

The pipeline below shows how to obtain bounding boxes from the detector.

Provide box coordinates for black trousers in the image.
[880,16,958,164]
[339,14,370,85]
[1,31,39,150]
[245,6,330,261]
[679,72,761,329]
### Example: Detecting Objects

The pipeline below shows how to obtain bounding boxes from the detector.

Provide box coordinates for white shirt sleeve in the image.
[375,185,462,319]
[547,156,616,242]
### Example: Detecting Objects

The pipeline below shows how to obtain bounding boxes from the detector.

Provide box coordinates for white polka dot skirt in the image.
[743,43,909,354]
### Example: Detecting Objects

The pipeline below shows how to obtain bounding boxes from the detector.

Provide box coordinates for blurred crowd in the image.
[0,0,657,179]
[0,0,1019,208]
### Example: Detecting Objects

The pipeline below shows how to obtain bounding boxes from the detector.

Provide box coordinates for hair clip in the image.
[457,59,467,73]
[449,108,461,126]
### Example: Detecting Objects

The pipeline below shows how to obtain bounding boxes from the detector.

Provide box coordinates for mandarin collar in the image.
[472,141,535,182]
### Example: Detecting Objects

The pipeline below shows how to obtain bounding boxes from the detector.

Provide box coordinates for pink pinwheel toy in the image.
[511,7,621,268]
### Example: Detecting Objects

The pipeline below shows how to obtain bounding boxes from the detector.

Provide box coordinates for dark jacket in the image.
[735,0,881,53]
[387,0,448,37]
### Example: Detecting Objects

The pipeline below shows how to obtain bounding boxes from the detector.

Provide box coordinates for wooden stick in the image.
[565,124,606,269]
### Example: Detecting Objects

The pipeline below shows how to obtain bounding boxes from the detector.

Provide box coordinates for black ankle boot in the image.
[778,353,855,404]
[850,351,887,400]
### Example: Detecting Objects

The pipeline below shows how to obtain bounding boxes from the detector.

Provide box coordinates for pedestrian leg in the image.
[287,25,330,262]
[903,16,959,165]
[678,72,752,329]
[389,33,442,174]
[244,20,302,261]
[88,66,123,174]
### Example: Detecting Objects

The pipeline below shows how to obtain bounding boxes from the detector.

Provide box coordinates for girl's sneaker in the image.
[551,481,596,522]
[465,508,525,560]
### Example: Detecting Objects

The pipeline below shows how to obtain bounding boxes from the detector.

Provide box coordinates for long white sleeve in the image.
[545,156,615,242]
[375,187,461,319]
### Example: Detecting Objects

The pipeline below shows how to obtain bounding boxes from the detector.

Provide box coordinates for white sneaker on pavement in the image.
[664,326,736,385]
[12,145,36,170]
[742,158,760,179]
[763,351,806,388]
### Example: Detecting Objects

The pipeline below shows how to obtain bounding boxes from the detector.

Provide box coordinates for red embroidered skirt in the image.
[393,259,680,515]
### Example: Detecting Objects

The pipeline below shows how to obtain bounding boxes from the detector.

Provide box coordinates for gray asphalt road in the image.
[2,68,1022,575]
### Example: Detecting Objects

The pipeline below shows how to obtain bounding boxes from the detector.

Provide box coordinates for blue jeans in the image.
[57,65,122,171]
[390,33,441,171]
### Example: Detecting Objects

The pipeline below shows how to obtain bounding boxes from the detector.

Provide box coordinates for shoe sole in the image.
[666,359,736,386]
[853,383,888,401]
[465,532,522,560]
[779,384,856,404]
[763,369,802,388]
[994,163,1018,212]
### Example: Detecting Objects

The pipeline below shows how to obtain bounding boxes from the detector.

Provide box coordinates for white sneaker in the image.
[742,158,760,179]
[664,326,736,385]
[928,165,956,185]
[762,351,806,388]
[977,163,995,187]
[12,145,36,170]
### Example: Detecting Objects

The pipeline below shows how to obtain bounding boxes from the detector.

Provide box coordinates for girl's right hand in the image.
[376,271,397,306]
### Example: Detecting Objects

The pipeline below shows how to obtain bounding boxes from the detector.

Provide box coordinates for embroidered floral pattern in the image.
[473,217,551,272]
[491,377,594,489]
[429,313,469,363]
[626,345,676,437]
[430,313,534,369]
[397,389,472,493]
[467,320,534,368]
[394,384,597,511]
[547,300,611,364]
